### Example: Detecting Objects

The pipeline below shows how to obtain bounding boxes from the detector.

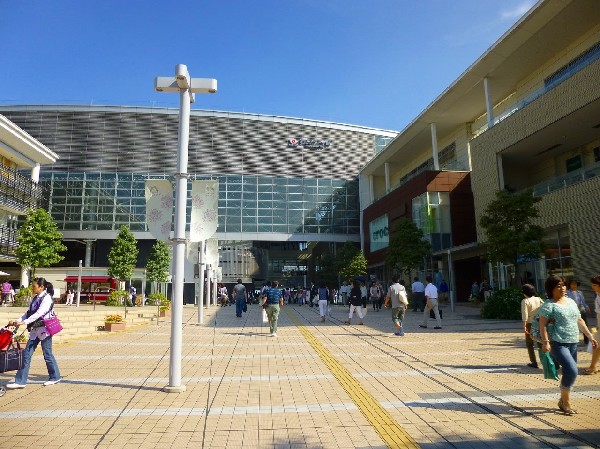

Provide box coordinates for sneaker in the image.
[44,379,61,386]
[419,325,427,328]
[399,328,405,336]
[270,333,277,338]
[5,383,26,389]
[527,362,539,368]
[394,332,401,336]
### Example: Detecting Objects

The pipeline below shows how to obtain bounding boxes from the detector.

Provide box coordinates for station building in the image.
[0,105,396,296]
[359,0,600,300]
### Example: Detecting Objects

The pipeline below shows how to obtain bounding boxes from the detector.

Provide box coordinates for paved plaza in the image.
[1,302,599,449]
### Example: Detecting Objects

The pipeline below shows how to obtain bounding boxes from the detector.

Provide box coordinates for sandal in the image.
[582,368,599,375]
[558,399,577,415]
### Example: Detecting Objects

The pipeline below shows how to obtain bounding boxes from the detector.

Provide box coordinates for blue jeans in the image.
[15,336,61,385]
[235,297,245,316]
[550,341,578,391]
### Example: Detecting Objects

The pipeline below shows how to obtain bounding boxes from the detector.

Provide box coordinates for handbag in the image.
[530,301,554,344]
[0,341,24,373]
[43,312,63,336]
[262,309,268,323]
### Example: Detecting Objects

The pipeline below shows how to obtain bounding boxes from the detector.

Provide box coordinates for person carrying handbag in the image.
[4,277,61,390]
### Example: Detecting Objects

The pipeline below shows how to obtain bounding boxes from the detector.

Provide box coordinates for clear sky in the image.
[0,0,537,132]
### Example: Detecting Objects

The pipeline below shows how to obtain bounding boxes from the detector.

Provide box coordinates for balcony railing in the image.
[532,161,600,197]
[0,166,49,214]
[0,224,18,258]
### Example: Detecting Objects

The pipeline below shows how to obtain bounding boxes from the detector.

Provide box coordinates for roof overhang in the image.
[0,114,58,167]
[361,0,600,177]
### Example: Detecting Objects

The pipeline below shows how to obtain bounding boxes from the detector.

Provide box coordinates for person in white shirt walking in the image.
[384,277,408,336]
[520,283,544,368]
[411,277,425,312]
[420,276,442,329]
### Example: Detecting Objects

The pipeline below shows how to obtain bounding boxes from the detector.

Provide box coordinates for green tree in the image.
[16,208,66,278]
[108,226,138,281]
[316,251,338,287]
[336,242,367,280]
[386,218,431,276]
[479,189,544,266]
[146,240,171,283]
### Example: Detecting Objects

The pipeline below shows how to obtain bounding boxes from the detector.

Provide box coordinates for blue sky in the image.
[0,0,536,131]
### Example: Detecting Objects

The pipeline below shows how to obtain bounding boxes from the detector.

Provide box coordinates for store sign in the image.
[287,138,331,150]
[369,214,389,252]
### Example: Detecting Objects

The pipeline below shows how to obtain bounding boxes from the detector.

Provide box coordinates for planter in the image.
[105,322,126,332]
[159,310,170,318]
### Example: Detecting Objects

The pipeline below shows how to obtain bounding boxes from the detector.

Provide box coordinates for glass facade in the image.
[412,191,451,251]
[42,172,360,236]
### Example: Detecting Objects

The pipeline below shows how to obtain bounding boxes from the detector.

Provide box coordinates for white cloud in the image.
[500,0,537,21]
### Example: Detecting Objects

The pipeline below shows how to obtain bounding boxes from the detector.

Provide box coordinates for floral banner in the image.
[190,180,219,242]
[145,180,173,241]
[205,238,219,266]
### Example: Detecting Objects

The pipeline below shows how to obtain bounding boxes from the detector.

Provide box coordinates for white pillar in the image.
[31,163,40,183]
[76,259,82,307]
[165,65,191,394]
[20,267,29,288]
[430,123,440,170]
[197,240,205,324]
[84,240,94,267]
[384,163,390,193]
[484,77,494,129]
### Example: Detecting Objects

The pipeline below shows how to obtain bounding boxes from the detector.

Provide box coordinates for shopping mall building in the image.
[0,105,396,297]
[359,0,600,300]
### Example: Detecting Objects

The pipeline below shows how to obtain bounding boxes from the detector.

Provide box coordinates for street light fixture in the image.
[154,64,217,394]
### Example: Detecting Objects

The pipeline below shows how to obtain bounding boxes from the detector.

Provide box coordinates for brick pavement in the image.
[1,302,599,449]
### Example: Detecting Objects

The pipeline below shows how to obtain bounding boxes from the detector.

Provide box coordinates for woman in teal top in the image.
[539,275,597,415]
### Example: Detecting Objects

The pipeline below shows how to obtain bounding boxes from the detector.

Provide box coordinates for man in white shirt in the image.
[384,277,408,336]
[411,277,425,312]
[420,276,442,329]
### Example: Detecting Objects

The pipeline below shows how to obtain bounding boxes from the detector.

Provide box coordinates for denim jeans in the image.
[235,297,245,316]
[15,336,61,385]
[550,341,578,391]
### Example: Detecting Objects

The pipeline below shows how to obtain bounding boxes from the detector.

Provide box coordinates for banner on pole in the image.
[145,180,173,241]
[190,180,219,242]
[206,238,219,266]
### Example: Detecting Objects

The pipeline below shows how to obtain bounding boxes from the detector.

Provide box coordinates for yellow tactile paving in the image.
[285,307,420,449]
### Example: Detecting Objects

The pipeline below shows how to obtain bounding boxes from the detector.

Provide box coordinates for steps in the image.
[0,305,164,344]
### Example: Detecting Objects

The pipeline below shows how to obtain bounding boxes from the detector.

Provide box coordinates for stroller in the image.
[0,325,25,397]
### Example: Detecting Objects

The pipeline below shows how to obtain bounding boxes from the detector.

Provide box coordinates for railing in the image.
[532,162,600,197]
[0,224,18,257]
[0,166,49,213]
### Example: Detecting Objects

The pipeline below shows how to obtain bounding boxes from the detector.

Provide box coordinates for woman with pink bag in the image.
[4,277,61,390]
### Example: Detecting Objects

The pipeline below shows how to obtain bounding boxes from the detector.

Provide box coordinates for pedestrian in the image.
[129,285,137,307]
[2,279,12,306]
[232,279,247,317]
[383,276,408,336]
[582,274,600,375]
[359,281,368,310]
[340,281,350,305]
[439,279,449,302]
[566,279,590,344]
[411,277,425,312]
[5,277,62,389]
[262,280,284,337]
[65,287,74,306]
[370,282,379,311]
[470,281,479,301]
[420,276,442,329]
[345,280,364,325]
[317,283,329,322]
[310,282,318,307]
[520,283,544,368]
[539,275,597,415]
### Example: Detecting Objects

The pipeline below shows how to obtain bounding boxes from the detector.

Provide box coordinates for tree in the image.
[386,218,431,276]
[16,208,66,278]
[479,189,544,266]
[336,242,367,280]
[146,240,171,293]
[108,226,138,282]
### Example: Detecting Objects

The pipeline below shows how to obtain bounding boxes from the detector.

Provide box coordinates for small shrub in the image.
[105,314,124,323]
[148,293,170,309]
[13,286,32,307]
[106,290,128,306]
[480,287,522,320]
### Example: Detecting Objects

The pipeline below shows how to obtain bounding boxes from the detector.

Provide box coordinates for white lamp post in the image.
[154,64,217,393]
